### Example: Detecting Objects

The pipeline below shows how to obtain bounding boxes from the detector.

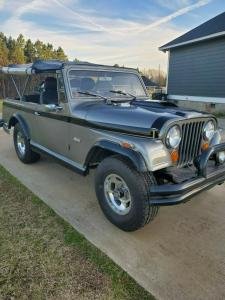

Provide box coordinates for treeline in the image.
[0,33,68,98]
[141,68,166,87]
[114,64,166,87]
[0,32,68,66]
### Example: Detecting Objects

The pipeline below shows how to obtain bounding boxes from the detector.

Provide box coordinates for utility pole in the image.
[158,64,160,87]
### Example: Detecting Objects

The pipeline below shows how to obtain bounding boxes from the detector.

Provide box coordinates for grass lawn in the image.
[0,100,2,113]
[0,165,154,300]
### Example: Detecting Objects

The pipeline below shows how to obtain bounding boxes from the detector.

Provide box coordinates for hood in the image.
[72,100,211,136]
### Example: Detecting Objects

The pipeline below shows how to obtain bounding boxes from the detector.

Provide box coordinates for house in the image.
[159,12,225,112]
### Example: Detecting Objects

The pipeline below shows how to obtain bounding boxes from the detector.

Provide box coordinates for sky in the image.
[0,0,225,70]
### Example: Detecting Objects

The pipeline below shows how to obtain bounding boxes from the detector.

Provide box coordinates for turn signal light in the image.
[170,149,179,163]
[121,142,134,149]
[202,142,209,151]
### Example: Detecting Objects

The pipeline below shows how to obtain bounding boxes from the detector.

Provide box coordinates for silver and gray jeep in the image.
[1,60,225,231]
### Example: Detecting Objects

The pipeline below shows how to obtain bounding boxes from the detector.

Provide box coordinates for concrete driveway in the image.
[0,129,225,300]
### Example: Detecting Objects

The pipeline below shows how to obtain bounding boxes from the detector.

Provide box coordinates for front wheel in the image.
[95,156,159,231]
[13,123,40,164]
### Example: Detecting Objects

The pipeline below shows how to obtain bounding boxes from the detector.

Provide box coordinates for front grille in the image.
[178,120,206,167]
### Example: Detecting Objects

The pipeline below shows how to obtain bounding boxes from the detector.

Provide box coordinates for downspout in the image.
[166,50,170,95]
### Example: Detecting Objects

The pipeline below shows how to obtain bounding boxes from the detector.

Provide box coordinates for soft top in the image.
[0,60,64,75]
[0,60,137,75]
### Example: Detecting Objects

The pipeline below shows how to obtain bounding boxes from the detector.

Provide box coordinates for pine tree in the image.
[0,33,9,66]
[55,46,68,60]
[41,43,53,59]
[7,35,25,64]
[24,39,36,63]
[7,36,16,63]
[17,34,25,49]
[34,40,44,59]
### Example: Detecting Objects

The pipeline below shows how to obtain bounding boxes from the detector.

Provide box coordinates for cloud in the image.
[51,0,211,36]
[0,0,211,70]
[0,0,5,9]
[54,0,114,34]
[132,0,212,33]
[156,0,194,10]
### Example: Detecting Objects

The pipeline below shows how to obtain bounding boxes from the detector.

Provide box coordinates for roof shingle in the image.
[160,11,225,51]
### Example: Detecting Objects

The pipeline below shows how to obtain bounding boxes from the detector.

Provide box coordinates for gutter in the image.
[159,30,225,52]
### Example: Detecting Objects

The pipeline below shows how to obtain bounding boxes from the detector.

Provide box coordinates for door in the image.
[32,73,70,158]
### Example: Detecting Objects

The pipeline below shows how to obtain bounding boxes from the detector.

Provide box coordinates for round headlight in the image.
[166,125,181,149]
[203,121,215,141]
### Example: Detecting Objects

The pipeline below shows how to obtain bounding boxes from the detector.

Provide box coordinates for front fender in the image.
[8,113,30,139]
[85,140,148,172]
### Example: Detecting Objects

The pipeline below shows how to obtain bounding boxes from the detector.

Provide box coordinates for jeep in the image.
[1,60,225,231]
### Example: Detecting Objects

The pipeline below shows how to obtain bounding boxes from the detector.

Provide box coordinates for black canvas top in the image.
[32,60,64,72]
[2,60,63,73]
[160,11,225,51]
[3,60,136,73]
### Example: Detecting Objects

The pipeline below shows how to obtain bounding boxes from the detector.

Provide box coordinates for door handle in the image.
[34,111,40,116]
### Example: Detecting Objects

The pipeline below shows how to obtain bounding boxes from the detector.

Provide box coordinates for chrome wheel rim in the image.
[104,174,132,215]
[17,131,26,156]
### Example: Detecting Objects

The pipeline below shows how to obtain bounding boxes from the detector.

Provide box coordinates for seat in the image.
[42,77,58,104]
[94,81,113,92]
[70,78,81,89]
[80,78,95,91]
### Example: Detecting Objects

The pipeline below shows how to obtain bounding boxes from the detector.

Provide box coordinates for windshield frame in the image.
[66,66,148,102]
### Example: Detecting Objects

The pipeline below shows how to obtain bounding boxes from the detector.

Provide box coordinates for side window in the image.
[57,74,67,103]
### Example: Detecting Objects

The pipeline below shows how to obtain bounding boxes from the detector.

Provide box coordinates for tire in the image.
[95,155,159,231]
[13,123,40,164]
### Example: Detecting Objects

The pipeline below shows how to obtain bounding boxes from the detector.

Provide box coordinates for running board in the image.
[30,141,87,176]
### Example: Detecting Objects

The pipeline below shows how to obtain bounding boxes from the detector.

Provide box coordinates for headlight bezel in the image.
[165,125,182,149]
[203,120,216,141]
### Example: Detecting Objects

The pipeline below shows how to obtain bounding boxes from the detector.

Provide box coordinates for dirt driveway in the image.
[0,129,225,300]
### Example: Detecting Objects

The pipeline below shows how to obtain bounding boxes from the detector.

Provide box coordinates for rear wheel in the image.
[13,123,40,164]
[95,156,159,231]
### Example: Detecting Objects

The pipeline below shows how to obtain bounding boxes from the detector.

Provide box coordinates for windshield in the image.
[68,69,147,99]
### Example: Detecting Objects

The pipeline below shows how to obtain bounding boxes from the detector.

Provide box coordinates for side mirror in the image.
[44,104,63,112]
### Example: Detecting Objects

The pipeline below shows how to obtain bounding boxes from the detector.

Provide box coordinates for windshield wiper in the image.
[77,90,135,105]
[78,91,108,101]
[109,90,136,101]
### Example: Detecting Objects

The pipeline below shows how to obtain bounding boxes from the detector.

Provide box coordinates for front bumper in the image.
[150,143,225,206]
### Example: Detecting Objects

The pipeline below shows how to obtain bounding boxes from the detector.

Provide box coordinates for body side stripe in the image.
[3,101,157,138]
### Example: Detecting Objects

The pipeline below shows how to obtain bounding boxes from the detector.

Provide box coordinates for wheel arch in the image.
[8,113,30,139]
[85,140,148,173]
